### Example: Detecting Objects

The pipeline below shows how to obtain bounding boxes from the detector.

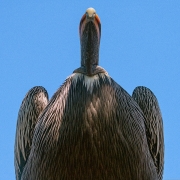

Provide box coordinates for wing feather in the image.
[132,86,164,180]
[14,86,49,180]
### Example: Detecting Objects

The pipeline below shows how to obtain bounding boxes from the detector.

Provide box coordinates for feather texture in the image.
[132,86,164,180]
[20,74,158,180]
[14,86,48,180]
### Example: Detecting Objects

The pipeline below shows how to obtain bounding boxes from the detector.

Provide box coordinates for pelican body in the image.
[14,8,164,180]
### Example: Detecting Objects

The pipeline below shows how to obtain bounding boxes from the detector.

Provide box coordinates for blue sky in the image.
[0,1,180,179]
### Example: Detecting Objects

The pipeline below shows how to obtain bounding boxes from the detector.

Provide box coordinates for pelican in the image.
[14,7,164,180]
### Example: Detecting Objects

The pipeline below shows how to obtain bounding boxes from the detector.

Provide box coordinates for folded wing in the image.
[14,86,49,180]
[132,86,164,180]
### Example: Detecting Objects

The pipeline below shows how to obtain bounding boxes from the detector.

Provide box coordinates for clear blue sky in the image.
[0,1,180,179]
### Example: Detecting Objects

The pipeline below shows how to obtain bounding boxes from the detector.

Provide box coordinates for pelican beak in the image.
[86,7,96,20]
[79,7,101,41]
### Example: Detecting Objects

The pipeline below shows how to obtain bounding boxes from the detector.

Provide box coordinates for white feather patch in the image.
[69,72,111,93]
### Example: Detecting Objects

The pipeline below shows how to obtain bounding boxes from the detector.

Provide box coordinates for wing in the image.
[14,86,49,180]
[132,86,164,180]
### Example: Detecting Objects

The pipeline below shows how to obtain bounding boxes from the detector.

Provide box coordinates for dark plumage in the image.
[14,86,48,180]
[132,86,164,180]
[14,7,164,180]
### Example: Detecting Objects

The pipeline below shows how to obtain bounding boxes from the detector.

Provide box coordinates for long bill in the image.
[74,7,106,76]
